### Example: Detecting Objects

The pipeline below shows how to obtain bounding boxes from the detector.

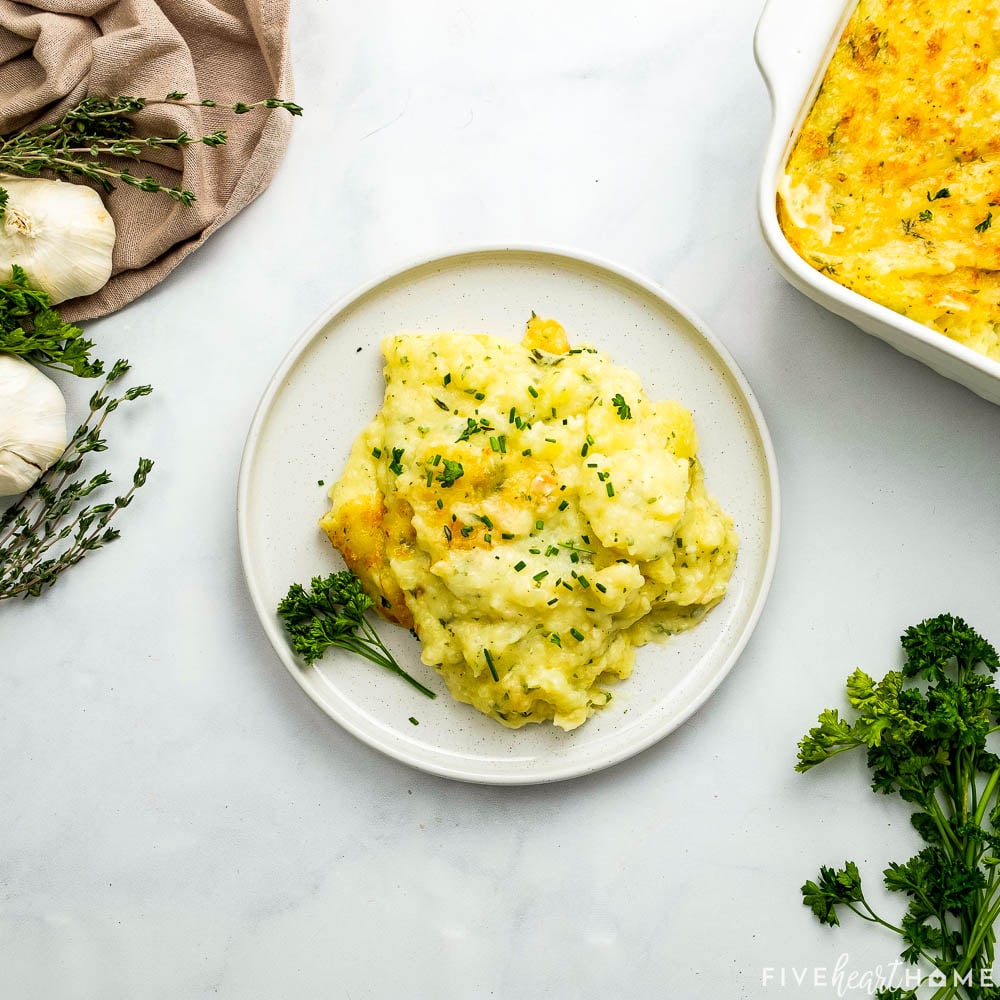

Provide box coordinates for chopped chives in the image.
[490,436,500,452]
[606,482,615,497]
[501,532,515,540]
[570,628,585,642]
[527,385,539,398]
[443,373,452,385]
[372,447,382,458]
[498,435,507,453]
[433,397,449,410]
[558,499,569,511]
[514,561,526,572]
[549,633,561,647]
[443,525,452,541]
[535,519,544,531]
[595,582,607,593]
[484,648,499,682]
[522,448,532,456]
[533,570,549,581]
[577,575,590,588]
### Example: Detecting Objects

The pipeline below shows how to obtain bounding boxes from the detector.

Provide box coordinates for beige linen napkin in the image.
[0,0,294,320]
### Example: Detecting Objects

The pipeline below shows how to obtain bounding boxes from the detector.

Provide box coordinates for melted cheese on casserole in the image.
[778,0,1000,361]
[320,318,737,731]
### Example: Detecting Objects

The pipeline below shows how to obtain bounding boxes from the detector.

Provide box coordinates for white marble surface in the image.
[3,0,1000,997]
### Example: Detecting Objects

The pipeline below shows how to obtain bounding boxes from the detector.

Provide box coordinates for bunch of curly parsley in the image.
[798,613,1000,999]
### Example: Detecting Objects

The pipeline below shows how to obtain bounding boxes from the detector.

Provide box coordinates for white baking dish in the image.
[754,0,1000,406]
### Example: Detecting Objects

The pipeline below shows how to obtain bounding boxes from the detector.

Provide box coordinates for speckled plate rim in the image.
[237,243,781,785]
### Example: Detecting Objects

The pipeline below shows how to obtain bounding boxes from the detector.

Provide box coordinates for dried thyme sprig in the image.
[0,360,153,600]
[0,93,303,209]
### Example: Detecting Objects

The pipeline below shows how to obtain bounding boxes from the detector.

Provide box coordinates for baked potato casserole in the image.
[779,0,1000,362]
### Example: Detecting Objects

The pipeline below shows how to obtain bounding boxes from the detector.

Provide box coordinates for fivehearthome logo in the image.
[761,953,1000,995]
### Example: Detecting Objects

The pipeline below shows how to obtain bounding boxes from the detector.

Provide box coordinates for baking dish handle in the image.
[754,0,846,123]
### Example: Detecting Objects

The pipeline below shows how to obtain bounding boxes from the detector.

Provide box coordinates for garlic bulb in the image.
[0,175,116,304]
[0,354,67,496]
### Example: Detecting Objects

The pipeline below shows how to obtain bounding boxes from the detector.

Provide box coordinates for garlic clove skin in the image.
[0,175,116,304]
[0,354,67,497]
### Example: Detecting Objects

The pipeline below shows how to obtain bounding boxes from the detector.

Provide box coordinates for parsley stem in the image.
[352,614,436,699]
[972,767,1000,828]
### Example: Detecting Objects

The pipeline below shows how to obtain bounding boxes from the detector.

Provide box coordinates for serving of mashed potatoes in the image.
[779,0,1000,362]
[319,316,737,730]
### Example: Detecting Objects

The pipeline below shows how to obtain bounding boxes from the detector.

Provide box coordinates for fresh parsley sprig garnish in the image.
[277,571,436,699]
[0,265,102,377]
[797,613,1000,997]
[0,360,153,599]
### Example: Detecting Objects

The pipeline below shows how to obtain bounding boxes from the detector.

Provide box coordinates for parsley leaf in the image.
[436,458,464,487]
[0,265,102,377]
[611,393,632,420]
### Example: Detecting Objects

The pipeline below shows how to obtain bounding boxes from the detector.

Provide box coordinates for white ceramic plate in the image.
[237,246,779,784]
[755,0,1000,405]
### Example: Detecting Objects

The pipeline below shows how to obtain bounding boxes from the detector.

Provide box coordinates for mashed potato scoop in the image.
[320,316,737,730]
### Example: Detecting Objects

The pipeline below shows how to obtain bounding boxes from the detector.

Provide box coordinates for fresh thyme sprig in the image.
[0,93,303,209]
[0,360,153,600]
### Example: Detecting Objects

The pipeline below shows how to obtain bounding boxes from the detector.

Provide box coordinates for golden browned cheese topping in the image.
[319,317,737,731]
[778,0,1000,361]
